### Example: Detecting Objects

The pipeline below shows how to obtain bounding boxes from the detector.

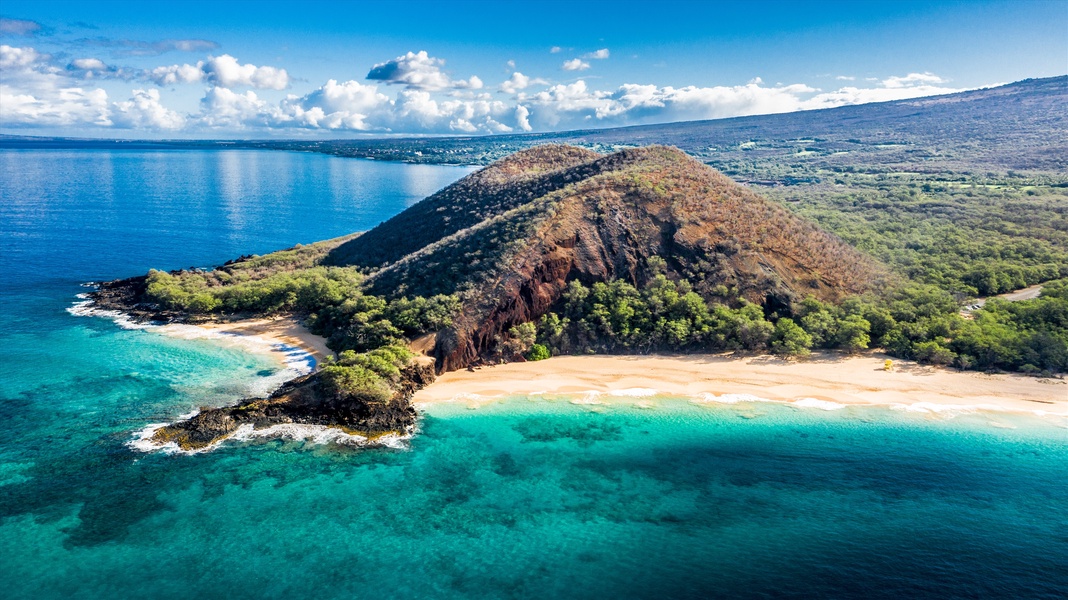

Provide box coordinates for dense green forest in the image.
[534,277,1068,375]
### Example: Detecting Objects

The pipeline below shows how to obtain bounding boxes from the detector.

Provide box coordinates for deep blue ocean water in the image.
[0,148,1065,599]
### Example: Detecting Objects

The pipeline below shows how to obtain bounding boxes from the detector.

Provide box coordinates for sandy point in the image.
[172,316,333,363]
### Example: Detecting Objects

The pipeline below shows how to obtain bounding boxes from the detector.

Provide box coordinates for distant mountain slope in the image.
[550,76,1068,172]
[327,145,884,370]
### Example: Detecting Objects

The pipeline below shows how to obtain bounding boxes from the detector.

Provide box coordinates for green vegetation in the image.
[309,292,458,353]
[536,276,872,357]
[702,139,1068,374]
[526,343,551,361]
[146,266,363,314]
[534,277,1068,375]
[319,345,414,404]
[883,280,1068,374]
[771,319,812,357]
[761,175,1068,298]
[141,237,460,357]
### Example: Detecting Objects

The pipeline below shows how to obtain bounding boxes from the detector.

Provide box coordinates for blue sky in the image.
[1,0,1064,138]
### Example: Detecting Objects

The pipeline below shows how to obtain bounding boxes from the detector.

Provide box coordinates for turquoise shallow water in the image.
[1,149,1066,599]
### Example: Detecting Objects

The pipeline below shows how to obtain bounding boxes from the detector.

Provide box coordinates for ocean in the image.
[0,148,1065,599]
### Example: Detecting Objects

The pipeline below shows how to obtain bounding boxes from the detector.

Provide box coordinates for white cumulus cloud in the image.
[202,54,289,89]
[561,58,590,71]
[515,72,961,131]
[197,87,269,128]
[882,72,946,88]
[0,44,46,69]
[66,57,139,80]
[454,75,484,90]
[149,63,203,85]
[365,50,479,91]
[0,43,969,138]
[499,71,548,94]
[0,87,110,127]
[515,104,532,131]
[111,88,184,129]
[0,44,112,127]
[151,54,289,89]
[802,84,963,109]
[275,79,391,130]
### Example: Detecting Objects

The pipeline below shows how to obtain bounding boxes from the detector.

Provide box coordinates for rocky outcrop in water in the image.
[151,362,435,451]
[88,275,198,323]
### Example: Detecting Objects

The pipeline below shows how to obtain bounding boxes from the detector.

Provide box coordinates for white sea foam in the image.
[607,387,660,397]
[127,422,183,454]
[229,423,378,447]
[156,323,316,397]
[128,415,412,455]
[569,391,606,405]
[155,323,315,376]
[693,393,847,411]
[67,295,154,330]
[889,402,1006,416]
[892,402,965,414]
[69,296,316,397]
[792,398,847,411]
[447,392,492,402]
[692,393,769,404]
[70,295,335,453]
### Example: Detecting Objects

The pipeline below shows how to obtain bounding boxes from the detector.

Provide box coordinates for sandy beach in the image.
[189,317,333,363]
[149,313,1066,418]
[412,352,1067,416]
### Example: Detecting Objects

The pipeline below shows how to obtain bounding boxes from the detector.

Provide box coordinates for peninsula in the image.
[89,144,1068,449]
